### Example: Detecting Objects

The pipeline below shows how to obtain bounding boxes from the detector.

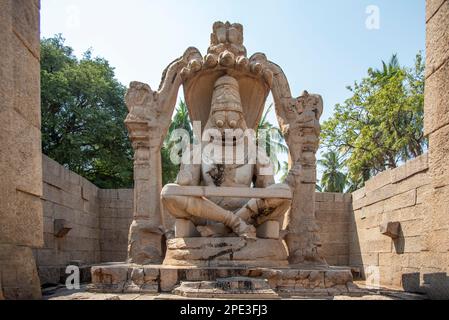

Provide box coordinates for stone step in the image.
[89,263,358,297]
[173,277,280,299]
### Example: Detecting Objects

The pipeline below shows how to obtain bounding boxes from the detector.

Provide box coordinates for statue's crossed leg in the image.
[161,193,257,239]
[162,185,291,239]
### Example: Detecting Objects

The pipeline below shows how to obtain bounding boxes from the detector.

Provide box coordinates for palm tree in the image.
[162,100,193,185]
[167,100,192,140]
[257,104,289,174]
[279,161,289,183]
[372,54,401,81]
[318,150,347,193]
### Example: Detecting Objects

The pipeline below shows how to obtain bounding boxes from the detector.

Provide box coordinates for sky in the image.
[41,0,426,181]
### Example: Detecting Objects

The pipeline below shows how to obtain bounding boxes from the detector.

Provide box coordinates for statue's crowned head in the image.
[206,75,248,137]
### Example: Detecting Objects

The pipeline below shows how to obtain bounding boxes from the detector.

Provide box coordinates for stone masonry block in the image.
[427,0,447,22]
[54,219,73,238]
[429,124,449,188]
[81,179,98,201]
[379,221,401,239]
[399,219,425,238]
[117,189,133,200]
[364,201,384,216]
[0,245,41,299]
[426,0,449,78]
[1,108,42,197]
[12,0,40,59]
[394,172,431,197]
[425,58,449,135]
[11,32,40,129]
[12,190,43,248]
[365,169,392,194]
[402,237,422,254]
[352,187,366,201]
[364,183,395,207]
[391,154,429,183]
[160,269,178,292]
[384,189,416,212]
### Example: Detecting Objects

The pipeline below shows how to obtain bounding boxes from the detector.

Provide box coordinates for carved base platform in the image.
[163,237,289,267]
[173,277,281,299]
[88,263,365,298]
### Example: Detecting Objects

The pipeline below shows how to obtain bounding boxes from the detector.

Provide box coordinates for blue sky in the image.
[41,0,426,181]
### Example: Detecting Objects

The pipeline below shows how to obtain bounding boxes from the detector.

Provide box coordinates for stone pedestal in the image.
[163,237,289,267]
[257,221,280,239]
[89,263,360,297]
[173,277,280,299]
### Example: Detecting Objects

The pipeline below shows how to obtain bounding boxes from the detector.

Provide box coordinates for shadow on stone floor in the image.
[402,272,449,300]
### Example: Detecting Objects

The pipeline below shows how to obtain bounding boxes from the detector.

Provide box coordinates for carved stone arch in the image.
[124,21,325,265]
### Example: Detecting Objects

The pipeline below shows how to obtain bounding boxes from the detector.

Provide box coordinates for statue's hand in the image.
[236,223,257,241]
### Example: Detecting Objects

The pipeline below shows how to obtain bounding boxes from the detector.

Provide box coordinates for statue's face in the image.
[212,110,243,130]
[209,110,247,145]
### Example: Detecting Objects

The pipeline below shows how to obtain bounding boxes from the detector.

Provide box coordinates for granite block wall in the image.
[0,0,43,300]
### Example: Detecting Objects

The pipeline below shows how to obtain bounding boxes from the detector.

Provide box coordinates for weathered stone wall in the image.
[316,193,352,266]
[349,154,438,292]
[35,156,133,285]
[35,156,101,284]
[98,189,133,263]
[37,155,353,280]
[423,0,449,299]
[0,0,43,299]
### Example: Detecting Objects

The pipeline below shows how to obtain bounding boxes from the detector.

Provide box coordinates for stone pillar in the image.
[124,74,184,264]
[424,0,449,298]
[0,0,43,299]
[282,92,326,265]
[126,123,165,264]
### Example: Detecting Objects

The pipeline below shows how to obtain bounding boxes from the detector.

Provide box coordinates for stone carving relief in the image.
[124,21,325,266]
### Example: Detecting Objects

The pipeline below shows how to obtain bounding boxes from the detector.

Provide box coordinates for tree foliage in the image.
[317,150,347,193]
[321,53,426,188]
[41,35,133,188]
[257,104,289,174]
[161,100,193,185]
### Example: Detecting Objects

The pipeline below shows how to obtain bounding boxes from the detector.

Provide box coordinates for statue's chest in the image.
[201,162,254,187]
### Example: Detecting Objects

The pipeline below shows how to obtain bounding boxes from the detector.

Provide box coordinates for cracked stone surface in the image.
[44,284,425,300]
[163,237,288,267]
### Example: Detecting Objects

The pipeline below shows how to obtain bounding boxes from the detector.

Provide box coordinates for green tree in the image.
[41,35,133,188]
[372,54,400,79]
[317,150,347,193]
[321,53,426,186]
[161,100,193,185]
[257,104,289,174]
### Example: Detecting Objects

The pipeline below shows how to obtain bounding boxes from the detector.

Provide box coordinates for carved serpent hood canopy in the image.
[181,21,274,130]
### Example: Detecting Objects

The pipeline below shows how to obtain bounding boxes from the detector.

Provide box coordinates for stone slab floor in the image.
[43,282,426,301]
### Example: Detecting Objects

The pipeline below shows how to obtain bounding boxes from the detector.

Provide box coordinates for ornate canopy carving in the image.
[181,22,274,130]
[124,21,325,265]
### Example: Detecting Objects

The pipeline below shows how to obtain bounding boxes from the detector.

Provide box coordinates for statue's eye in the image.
[216,119,224,128]
[227,112,240,128]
